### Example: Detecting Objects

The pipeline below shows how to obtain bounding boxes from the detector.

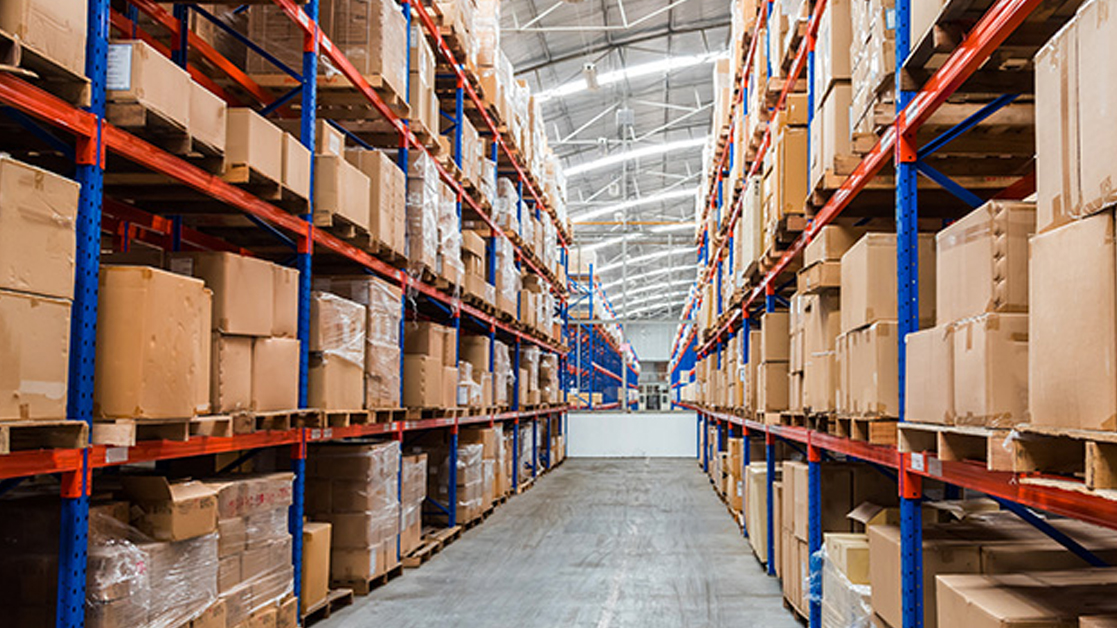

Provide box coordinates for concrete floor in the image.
[327,458,801,628]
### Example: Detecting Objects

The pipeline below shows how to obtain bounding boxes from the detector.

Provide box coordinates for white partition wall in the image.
[567,411,697,457]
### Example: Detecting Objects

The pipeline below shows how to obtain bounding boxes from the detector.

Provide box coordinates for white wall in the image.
[567,411,697,457]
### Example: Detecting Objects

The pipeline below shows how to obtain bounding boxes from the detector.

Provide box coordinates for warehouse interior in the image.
[2,0,1117,627]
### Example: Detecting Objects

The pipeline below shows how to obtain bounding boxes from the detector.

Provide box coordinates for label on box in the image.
[105,45,133,91]
[169,256,194,276]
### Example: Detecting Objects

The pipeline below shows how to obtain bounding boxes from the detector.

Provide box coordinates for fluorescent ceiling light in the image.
[616,289,692,313]
[537,52,723,103]
[594,246,694,274]
[572,187,698,222]
[652,221,696,233]
[612,278,696,300]
[565,137,707,177]
[578,233,645,252]
[599,264,696,291]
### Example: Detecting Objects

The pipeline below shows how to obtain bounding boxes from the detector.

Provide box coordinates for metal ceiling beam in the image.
[508,0,696,32]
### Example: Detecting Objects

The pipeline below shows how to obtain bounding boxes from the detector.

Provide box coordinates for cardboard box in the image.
[404,322,446,362]
[251,337,300,412]
[190,600,226,628]
[810,83,852,189]
[0,157,80,300]
[812,0,851,102]
[121,477,218,541]
[841,232,936,332]
[315,155,372,233]
[935,201,1034,324]
[225,108,284,186]
[403,355,443,408]
[842,321,899,417]
[0,0,87,76]
[281,133,312,200]
[904,324,954,424]
[315,118,346,157]
[1029,212,1117,431]
[309,355,365,410]
[276,597,298,628]
[1035,19,1079,233]
[190,80,226,153]
[171,251,275,337]
[1075,0,1117,219]
[937,570,1117,628]
[805,225,869,268]
[761,311,790,362]
[346,149,407,256]
[106,40,191,130]
[272,264,299,339]
[0,290,71,420]
[301,522,331,609]
[211,333,253,413]
[953,313,1028,428]
[95,266,211,419]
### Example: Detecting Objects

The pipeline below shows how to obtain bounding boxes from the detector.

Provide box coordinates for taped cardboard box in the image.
[121,476,218,542]
[1029,211,1117,431]
[272,264,300,339]
[904,324,954,425]
[839,321,899,417]
[251,337,300,412]
[937,570,1117,628]
[95,266,211,419]
[0,0,87,76]
[170,251,275,337]
[0,156,79,300]
[190,79,227,154]
[953,313,1028,428]
[315,155,372,234]
[0,289,70,421]
[935,201,1035,324]
[403,355,443,408]
[309,355,364,410]
[106,40,191,131]
[211,333,253,414]
[840,232,935,333]
[225,108,284,187]
[280,133,311,200]
[761,311,790,362]
[346,148,406,257]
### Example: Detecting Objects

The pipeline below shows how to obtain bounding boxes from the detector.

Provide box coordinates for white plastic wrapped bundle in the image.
[494,178,519,233]
[406,151,440,272]
[87,513,219,628]
[480,157,496,204]
[494,238,520,305]
[437,186,464,282]
[310,291,367,366]
[542,220,557,269]
[319,276,403,408]
[820,547,872,628]
[522,346,540,392]
[458,361,481,406]
[493,340,512,406]
[473,0,500,67]
[518,423,533,480]
[520,202,534,245]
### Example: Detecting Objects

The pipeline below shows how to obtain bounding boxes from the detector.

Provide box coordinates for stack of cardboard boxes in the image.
[308,442,401,585]
[308,292,367,410]
[0,157,79,424]
[809,0,852,191]
[416,433,486,524]
[400,453,428,557]
[406,151,442,274]
[762,96,809,254]
[402,322,459,409]
[346,146,408,261]
[757,311,790,414]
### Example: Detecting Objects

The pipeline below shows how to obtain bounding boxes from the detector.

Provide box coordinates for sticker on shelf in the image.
[311,428,321,440]
[323,428,333,439]
[928,457,943,478]
[105,447,128,464]
[911,452,925,472]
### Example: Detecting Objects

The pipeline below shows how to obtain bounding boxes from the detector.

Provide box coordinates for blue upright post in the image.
[742,426,750,538]
[588,265,596,410]
[171,4,188,68]
[289,0,319,610]
[808,444,823,628]
[895,0,923,626]
[531,416,538,478]
[765,429,776,576]
[544,412,551,469]
[448,425,459,527]
[512,418,520,489]
[58,2,109,625]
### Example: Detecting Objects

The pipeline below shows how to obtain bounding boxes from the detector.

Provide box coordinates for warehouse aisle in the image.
[328,458,799,628]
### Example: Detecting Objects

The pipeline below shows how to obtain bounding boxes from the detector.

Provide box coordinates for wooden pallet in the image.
[0,420,88,455]
[302,588,354,627]
[303,409,374,429]
[92,415,233,447]
[336,563,404,596]
[1011,425,1117,490]
[233,409,317,434]
[314,211,373,251]
[248,72,409,120]
[222,163,309,214]
[830,416,899,446]
[897,422,1013,472]
[368,407,406,424]
[402,528,455,568]
[0,28,91,107]
[104,100,224,173]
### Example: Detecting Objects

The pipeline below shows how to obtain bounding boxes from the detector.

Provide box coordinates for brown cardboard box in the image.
[121,477,218,541]
[936,201,1034,324]
[319,0,408,98]
[812,0,851,102]
[315,118,346,157]
[331,543,384,581]
[346,149,407,256]
[404,322,446,362]
[1075,0,1117,219]
[403,355,443,408]
[309,355,365,410]
[247,605,277,628]
[809,83,852,189]
[1035,19,1079,233]
[843,321,899,417]
[758,362,789,412]
[218,517,246,558]
[309,292,366,359]
[95,266,210,419]
[1083,617,1117,628]
[442,365,458,408]
[276,597,298,628]
[0,290,71,420]
[281,133,311,200]
[272,265,299,339]
[841,232,935,333]
[1029,212,1117,431]
[0,0,86,76]
[170,251,275,337]
[904,324,954,424]
[804,225,869,268]
[190,80,227,154]
[952,313,1028,428]
[251,337,300,412]
[0,156,80,299]
[106,40,191,130]
[937,570,1117,628]
[301,522,331,610]
[315,155,371,233]
[761,311,790,362]
[211,333,253,413]
[225,108,284,185]
[190,600,226,628]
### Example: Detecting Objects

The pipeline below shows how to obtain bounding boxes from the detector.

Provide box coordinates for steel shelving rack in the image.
[566,266,640,411]
[0,1,574,625]
[671,1,1116,627]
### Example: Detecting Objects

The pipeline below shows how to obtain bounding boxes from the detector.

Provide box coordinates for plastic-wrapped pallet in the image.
[425,441,485,523]
[309,291,367,409]
[493,340,512,406]
[314,275,402,408]
[406,151,440,274]
[307,441,401,584]
[458,360,482,407]
[493,177,520,234]
[522,346,540,396]
[400,453,427,556]
[473,0,500,67]
[494,238,520,311]
[437,185,464,287]
[87,514,220,628]
[480,156,496,204]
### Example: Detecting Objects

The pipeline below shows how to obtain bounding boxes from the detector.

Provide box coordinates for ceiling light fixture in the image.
[593,246,694,274]
[537,52,724,103]
[565,137,707,177]
[598,265,697,291]
[571,187,698,223]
